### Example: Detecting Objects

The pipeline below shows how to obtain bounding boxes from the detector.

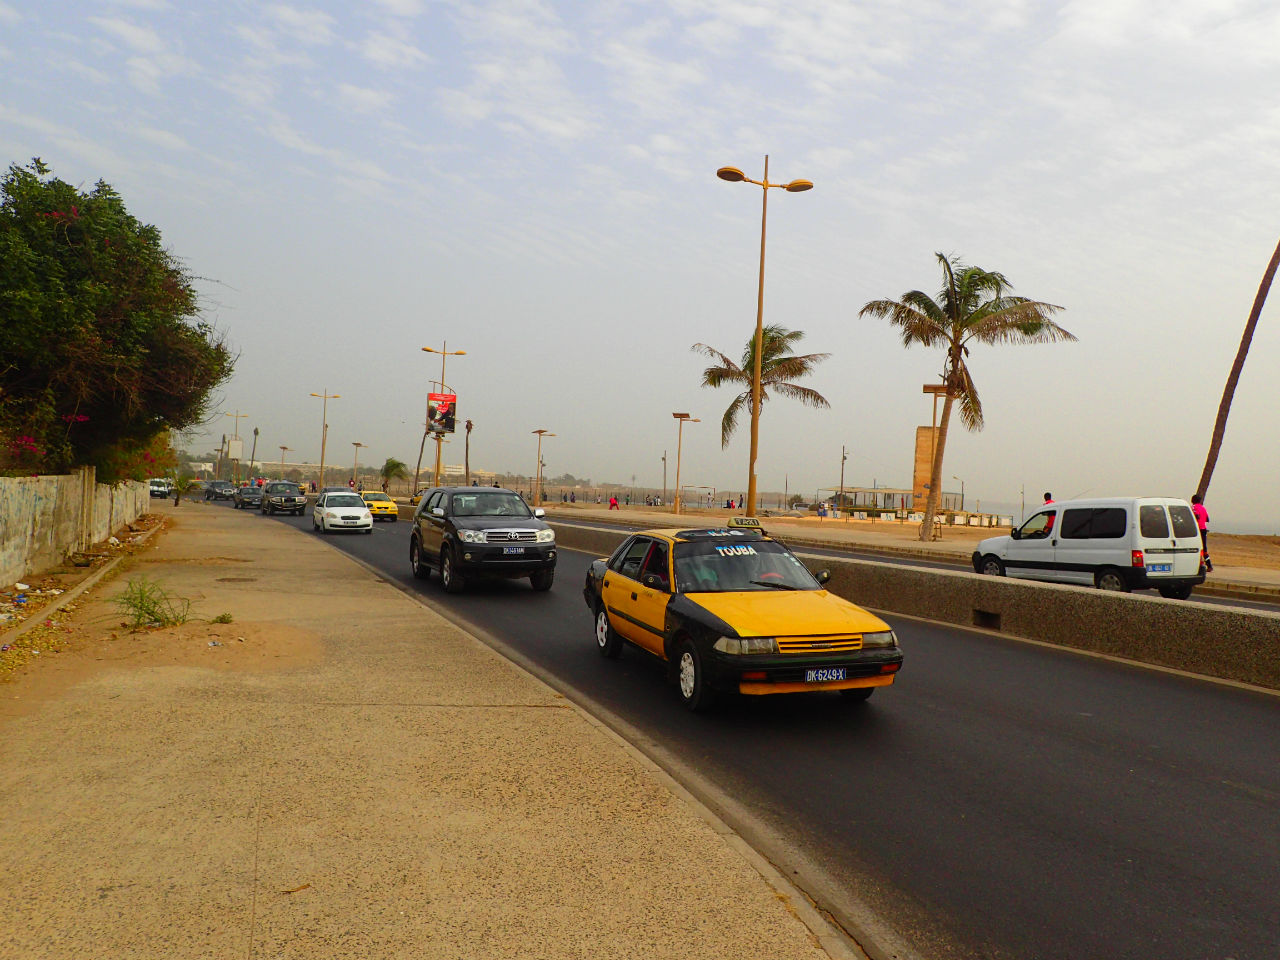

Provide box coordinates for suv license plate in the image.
[1147,563,1172,573]
[503,546,525,554]
[806,667,846,683]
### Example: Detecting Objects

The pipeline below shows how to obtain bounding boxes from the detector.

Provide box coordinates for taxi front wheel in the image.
[676,640,715,712]
[595,607,622,659]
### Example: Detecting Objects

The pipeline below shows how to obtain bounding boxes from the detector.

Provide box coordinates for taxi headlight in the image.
[536,529,555,543]
[713,636,779,655]
[458,529,487,543]
[861,630,898,649]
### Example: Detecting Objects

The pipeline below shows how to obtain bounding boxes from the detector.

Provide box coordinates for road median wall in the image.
[550,522,1280,692]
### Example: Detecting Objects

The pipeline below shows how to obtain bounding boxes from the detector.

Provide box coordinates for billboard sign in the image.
[427,393,457,434]
[227,438,244,461]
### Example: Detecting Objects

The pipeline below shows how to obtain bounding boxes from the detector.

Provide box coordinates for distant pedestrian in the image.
[608,495,619,510]
[1043,492,1054,505]
[1191,494,1212,572]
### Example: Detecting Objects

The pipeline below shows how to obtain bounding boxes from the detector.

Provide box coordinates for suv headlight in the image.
[713,636,779,655]
[458,529,487,543]
[861,630,898,649]
[536,529,555,543]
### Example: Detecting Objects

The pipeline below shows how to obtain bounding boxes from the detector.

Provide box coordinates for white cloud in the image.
[134,125,191,152]
[266,4,336,45]
[372,0,425,16]
[0,2,20,25]
[335,83,394,114]
[360,31,430,68]
[88,16,164,53]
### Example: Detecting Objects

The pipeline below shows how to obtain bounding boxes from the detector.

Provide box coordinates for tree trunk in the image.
[1197,235,1280,500]
[919,393,956,541]
[413,429,428,494]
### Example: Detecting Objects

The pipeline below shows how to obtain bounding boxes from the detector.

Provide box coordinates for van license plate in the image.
[806,667,846,683]
[503,546,525,554]
[1147,563,1171,573]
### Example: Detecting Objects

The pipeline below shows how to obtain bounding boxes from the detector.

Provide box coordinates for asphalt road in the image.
[225,500,1280,960]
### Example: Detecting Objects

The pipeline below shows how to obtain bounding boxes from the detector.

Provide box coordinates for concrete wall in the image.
[550,522,1280,691]
[0,472,149,587]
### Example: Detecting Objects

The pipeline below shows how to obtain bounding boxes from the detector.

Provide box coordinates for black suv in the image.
[409,487,556,593]
[233,484,264,509]
[204,480,236,500]
[261,481,307,516]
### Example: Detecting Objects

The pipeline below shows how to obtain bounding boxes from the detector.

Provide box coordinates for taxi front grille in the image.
[776,635,863,653]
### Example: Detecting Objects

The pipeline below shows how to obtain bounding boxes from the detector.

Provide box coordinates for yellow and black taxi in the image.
[360,490,400,521]
[582,518,903,711]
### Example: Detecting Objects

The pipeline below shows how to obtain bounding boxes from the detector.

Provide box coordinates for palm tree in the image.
[1196,235,1280,500]
[860,253,1074,541]
[380,456,409,494]
[692,325,831,450]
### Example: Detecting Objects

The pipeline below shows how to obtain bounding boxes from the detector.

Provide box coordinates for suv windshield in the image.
[266,483,299,495]
[673,540,819,593]
[450,492,532,518]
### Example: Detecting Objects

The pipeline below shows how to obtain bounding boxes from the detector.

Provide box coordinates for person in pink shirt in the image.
[1191,494,1212,572]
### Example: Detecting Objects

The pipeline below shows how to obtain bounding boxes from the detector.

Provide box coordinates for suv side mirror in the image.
[814,569,831,585]
[432,507,445,517]
[534,508,545,518]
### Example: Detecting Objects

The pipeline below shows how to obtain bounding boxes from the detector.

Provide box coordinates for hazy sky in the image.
[4,1,1279,531]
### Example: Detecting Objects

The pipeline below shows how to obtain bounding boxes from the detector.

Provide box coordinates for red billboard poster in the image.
[427,393,457,434]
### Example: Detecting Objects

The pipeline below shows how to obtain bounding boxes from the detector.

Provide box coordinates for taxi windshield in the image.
[451,492,532,518]
[673,539,819,593]
[362,492,392,501]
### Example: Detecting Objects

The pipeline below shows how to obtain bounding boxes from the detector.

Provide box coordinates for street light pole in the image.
[672,413,699,514]
[662,450,667,505]
[352,442,366,487]
[422,342,466,488]
[953,475,965,513]
[224,411,248,482]
[839,444,848,521]
[716,157,812,518]
[531,429,554,506]
[309,389,340,488]
[278,445,291,477]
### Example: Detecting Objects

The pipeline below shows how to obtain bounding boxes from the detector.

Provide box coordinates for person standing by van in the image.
[1043,492,1054,505]
[1191,494,1212,572]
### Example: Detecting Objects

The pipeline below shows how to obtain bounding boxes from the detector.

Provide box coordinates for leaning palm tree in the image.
[380,456,409,493]
[860,253,1074,541]
[692,325,831,450]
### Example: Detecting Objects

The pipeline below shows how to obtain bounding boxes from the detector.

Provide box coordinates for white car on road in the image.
[313,492,373,534]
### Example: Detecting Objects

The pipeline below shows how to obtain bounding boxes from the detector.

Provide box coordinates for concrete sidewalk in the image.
[0,502,857,960]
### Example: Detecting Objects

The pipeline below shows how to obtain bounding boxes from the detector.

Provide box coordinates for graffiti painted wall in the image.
[0,471,148,587]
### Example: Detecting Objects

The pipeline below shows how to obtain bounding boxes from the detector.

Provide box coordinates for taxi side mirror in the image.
[642,573,668,591]
[814,569,831,585]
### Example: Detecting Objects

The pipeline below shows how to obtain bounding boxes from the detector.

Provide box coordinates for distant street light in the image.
[278,445,291,477]
[953,475,965,513]
[421,342,466,489]
[532,429,555,506]
[840,445,848,520]
[224,411,249,482]
[716,156,812,518]
[309,389,340,488]
[352,442,366,487]
[672,413,700,514]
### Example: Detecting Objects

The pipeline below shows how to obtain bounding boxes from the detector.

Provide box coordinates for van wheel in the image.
[1095,568,1130,592]
[1158,584,1193,600]
[981,555,1005,577]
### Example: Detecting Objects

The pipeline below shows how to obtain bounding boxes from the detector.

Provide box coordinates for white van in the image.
[971,497,1206,599]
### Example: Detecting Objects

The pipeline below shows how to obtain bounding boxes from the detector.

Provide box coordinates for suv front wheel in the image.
[440,547,466,594]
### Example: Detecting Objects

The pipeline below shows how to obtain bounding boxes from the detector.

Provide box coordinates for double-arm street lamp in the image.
[310,389,340,488]
[224,411,249,482]
[421,342,466,489]
[278,445,291,478]
[532,429,554,506]
[716,156,812,517]
[672,413,700,514]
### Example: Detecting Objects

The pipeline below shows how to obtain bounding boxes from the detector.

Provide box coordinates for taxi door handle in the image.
[631,592,638,600]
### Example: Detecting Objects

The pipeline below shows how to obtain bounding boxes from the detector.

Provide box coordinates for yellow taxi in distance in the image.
[360,491,400,521]
[582,519,903,711]
[409,488,431,506]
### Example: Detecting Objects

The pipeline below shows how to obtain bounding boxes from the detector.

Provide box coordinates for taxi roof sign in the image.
[726,516,762,529]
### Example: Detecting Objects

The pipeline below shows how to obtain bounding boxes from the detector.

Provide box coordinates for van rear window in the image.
[1168,505,1198,538]
[1061,507,1126,539]
[1139,505,1170,538]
